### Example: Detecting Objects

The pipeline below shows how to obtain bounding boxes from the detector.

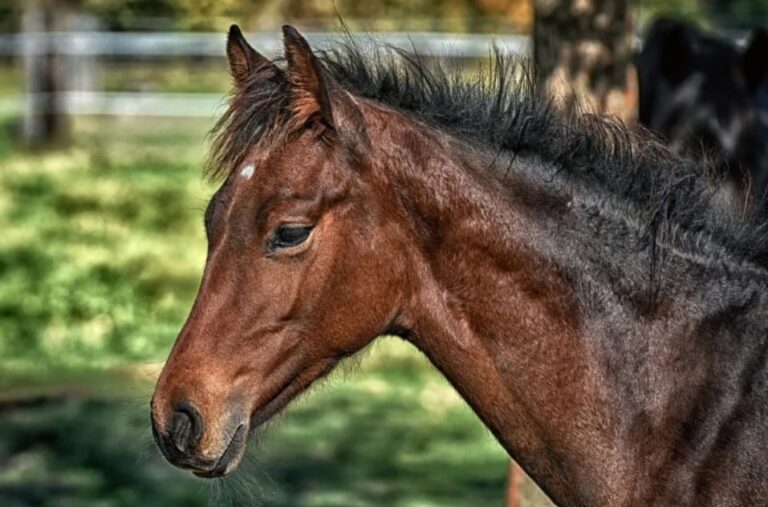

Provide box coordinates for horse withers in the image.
[637,18,768,210]
[151,25,768,506]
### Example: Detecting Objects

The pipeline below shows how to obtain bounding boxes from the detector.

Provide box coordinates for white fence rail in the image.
[3,31,529,119]
[0,31,529,58]
[17,91,226,117]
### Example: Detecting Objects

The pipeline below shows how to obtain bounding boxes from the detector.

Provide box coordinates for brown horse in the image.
[151,25,768,506]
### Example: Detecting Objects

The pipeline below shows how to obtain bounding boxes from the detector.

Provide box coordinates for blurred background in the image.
[0,1,766,506]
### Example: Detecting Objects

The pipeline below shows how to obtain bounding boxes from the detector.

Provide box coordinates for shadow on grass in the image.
[0,355,532,507]
[0,396,204,507]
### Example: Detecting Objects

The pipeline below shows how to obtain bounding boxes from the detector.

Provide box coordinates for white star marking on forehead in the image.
[240,164,255,180]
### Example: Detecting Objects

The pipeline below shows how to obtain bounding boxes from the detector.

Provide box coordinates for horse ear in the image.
[281,25,368,151]
[226,24,276,86]
[742,27,768,94]
[282,25,335,127]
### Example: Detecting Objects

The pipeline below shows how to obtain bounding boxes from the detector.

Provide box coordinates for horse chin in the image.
[249,357,340,431]
[192,423,248,479]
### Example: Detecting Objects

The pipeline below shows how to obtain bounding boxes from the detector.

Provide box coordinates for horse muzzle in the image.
[150,399,249,478]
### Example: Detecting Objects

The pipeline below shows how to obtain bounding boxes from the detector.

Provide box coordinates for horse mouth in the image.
[191,358,337,478]
[192,423,247,478]
[190,386,292,479]
[249,358,338,430]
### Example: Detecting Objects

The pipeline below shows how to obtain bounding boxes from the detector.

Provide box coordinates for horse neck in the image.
[364,105,768,505]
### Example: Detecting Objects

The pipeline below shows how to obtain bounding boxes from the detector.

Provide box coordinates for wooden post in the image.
[21,0,69,147]
[505,461,524,507]
[21,0,45,144]
[66,13,100,97]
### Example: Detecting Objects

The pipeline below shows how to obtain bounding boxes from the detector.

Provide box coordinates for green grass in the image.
[0,116,212,367]
[0,115,551,506]
[0,63,21,95]
[0,342,552,507]
[102,61,231,94]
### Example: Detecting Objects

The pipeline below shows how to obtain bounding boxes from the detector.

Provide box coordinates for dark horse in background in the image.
[151,25,768,506]
[637,18,768,211]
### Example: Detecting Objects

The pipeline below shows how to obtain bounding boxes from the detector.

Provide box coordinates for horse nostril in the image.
[170,402,203,453]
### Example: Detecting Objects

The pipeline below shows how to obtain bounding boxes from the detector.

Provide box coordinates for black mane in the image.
[208,35,768,272]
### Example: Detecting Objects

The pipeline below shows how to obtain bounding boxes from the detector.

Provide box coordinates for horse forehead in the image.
[232,140,337,198]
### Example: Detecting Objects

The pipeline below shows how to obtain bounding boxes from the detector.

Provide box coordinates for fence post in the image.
[66,12,101,109]
[505,461,523,507]
[21,0,69,146]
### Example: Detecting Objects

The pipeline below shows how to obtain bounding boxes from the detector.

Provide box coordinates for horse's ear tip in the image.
[282,25,305,43]
[228,24,242,38]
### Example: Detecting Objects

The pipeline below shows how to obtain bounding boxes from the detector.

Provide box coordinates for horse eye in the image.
[269,225,313,251]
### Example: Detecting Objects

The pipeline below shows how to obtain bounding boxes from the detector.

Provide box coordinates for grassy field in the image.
[0,115,552,507]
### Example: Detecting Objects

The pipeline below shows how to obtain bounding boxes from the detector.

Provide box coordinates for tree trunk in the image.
[533,0,636,118]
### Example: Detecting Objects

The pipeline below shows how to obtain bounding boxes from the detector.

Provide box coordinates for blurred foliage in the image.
[0,0,767,33]
[638,0,768,29]
[0,0,533,32]
[2,0,766,33]
[638,0,708,26]
[78,0,178,30]
[0,1,19,32]
[167,0,250,31]
[716,0,768,28]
